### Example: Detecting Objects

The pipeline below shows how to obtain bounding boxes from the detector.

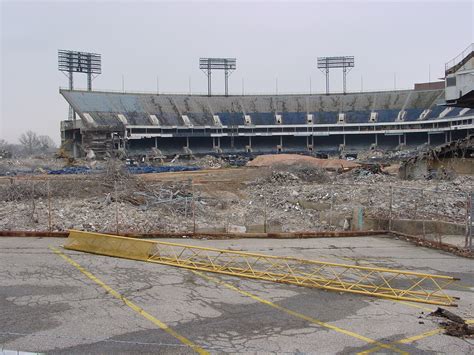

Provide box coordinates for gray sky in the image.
[1,0,473,144]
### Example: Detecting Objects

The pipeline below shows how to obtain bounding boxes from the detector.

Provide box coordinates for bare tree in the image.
[19,130,40,155]
[38,135,56,152]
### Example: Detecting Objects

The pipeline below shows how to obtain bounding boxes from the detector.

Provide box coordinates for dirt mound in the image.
[247,154,360,171]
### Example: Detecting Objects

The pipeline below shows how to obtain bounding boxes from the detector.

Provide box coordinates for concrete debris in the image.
[0,145,472,244]
[191,155,229,169]
[258,164,330,184]
[430,307,474,338]
[1,168,471,235]
[399,135,474,180]
[86,149,96,160]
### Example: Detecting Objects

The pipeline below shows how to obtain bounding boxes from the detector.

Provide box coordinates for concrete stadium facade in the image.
[60,88,474,157]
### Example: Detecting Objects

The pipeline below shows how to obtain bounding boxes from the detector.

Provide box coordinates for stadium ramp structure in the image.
[64,230,459,306]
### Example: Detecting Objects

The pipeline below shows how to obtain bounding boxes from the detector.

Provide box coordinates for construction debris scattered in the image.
[430,308,474,338]
[0,138,472,254]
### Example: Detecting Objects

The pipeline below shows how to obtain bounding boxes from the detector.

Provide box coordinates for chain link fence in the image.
[0,174,471,249]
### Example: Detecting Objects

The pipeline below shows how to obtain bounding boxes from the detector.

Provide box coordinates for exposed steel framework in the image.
[317,56,355,94]
[199,57,236,96]
[58,49,101,91]
[58,49,102,120]
[65,231,459,306]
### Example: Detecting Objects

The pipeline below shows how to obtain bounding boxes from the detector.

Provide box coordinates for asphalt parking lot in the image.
[1,235,473,354]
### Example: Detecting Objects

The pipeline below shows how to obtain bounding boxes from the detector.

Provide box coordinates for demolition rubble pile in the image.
[0,151,472,236]
[247,154,360,171]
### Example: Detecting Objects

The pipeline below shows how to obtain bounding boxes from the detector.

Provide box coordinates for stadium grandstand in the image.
[60,47,474,158]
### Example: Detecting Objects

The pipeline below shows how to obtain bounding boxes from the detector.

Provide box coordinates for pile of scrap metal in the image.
[399,135,474,180]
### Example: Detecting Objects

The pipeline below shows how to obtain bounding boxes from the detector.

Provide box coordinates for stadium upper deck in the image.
[61,88,473,127]
[60,88,473,156]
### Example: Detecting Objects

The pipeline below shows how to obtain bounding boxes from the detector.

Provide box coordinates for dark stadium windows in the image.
[446,77,456,87]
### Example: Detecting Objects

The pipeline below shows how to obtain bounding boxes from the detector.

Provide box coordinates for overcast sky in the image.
[1,0,472,144]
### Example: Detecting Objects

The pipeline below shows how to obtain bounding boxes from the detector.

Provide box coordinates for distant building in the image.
[414,82,445,90]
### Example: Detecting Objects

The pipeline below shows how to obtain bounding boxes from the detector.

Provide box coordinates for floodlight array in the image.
[317,56,355,69]
[199,58,237,70]
[58,50,102,74]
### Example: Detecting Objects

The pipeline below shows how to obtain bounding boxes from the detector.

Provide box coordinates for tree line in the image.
[0,131,57,157]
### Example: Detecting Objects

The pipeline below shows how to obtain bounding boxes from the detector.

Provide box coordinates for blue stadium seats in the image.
[404,108,424,121]
[186,112,214,126]
[425,106,446,120]
[444,107,463,117]
[345,110,370,123]
[376,109,400,122]
[314,112,338,124]
[249,112,275,125]
[460,108,474,116]
[61,89,465,129]
[124,112,150,126]
[217,112,245,126]
[281,112,307,124]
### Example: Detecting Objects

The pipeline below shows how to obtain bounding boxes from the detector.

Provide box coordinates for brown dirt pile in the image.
[247,154,360,171]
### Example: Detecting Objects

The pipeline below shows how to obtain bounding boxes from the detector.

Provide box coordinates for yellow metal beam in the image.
[64,230,459,306]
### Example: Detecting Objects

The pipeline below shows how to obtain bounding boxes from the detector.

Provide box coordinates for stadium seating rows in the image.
[60,89,473,128]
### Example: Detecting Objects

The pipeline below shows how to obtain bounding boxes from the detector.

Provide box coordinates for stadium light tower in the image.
[58,50,102,119]
[58,50,102,91]
[200,58,236,96]
[317,56,354,94]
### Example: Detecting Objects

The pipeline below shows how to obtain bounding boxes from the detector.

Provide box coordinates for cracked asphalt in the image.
[1,235,473,354]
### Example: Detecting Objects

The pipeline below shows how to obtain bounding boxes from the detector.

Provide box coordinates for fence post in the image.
[192,179,196,234]
[421,189,425,239]
[183,197,187,219]
[466,192,473,249]
[389,185,393,232]
[414,190,418,220]
[47,178,52,232]
[263,193,267,233]
[31,179,36,225]
[470,193,473,250]
[329,186,333,230]
[114,180,119,235]
[366,185,370,206]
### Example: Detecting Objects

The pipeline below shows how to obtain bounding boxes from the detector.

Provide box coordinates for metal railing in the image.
[59,86,417,97]
[445,43,474,73]
[468,192,474,250]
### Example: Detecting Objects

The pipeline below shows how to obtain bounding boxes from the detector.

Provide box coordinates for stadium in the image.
[59,45,474,158]
[3,1,474,353]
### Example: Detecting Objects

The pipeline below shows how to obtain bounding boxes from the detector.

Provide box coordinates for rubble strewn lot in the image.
[0,152,472,238]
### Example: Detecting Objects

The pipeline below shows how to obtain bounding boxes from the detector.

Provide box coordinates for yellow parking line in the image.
[397,328,443,344]
[357,328,441,354]
[192,270,407,355]
[358,318,474,354]
[50,247,209,355]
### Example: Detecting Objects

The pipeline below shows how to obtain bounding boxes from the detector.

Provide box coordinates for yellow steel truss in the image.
[64,230,459,306]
